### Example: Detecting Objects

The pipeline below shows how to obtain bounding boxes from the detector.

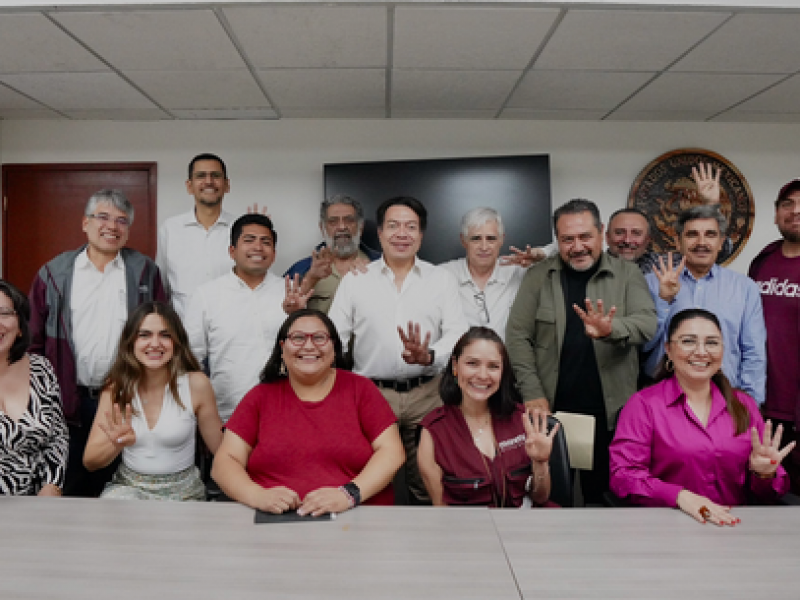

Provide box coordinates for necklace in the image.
[464,412,491,443]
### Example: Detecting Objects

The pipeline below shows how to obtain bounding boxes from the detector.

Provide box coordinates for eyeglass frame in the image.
[285,331,332,347]
[473,291,490,323]
[87,212,131,228]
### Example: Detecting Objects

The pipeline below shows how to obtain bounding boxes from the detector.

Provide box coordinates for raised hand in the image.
[522,409,558,464]
[397,321,433,366]
[691,163,721,204]
[573,298,616,339]
[749,420,796,478]
[651,252,686,303]
[283,274,313,314]
[349,257,370,275]
[306,248,333,283]
[246,203,270,216]
[254,486,301,514]
[500,245,547,268]
[98,402,136,448]
[298,487,352,517]
[677,489,738,526]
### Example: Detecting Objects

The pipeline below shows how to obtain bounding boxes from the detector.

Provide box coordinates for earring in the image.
[665,357,674,372]
[279,360,287,376]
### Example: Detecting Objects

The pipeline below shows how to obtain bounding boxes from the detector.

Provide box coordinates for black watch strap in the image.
[342,482,361,507]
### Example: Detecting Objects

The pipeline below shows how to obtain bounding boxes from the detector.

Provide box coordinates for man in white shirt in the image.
[157,153,235,319]
[440,207,548,340]
[29,189,167,497]
[185,214,307,422]
[329,196,468,503]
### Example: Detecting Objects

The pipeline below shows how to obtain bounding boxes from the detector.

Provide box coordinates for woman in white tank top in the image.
[83,301,223,500]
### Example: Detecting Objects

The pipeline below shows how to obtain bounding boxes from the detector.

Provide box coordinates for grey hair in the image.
[84,189,134,225]
[675,205,727,237]
[552,198,602,234]
[319,194,365,225]
[460,207,505,237]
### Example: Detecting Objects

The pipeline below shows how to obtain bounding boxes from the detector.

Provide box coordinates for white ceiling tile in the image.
[0,84,46,110]
[0,108,63,120]
[711,111,800,123]
[508,71,654,110]
[734,74,800,112]
[170,108,278,120]
[63,108,170,120]
[125,70,269,109]
[620,72,784,112]
[281,108,386,119]
[0,72,156,110]
[499,108,608,120]
[258,69,384,110]
[672,13,800,73]
[605,110,715,121]
[392,70,520,110]
[537,9,729,71]
[394,7,559,70]
[392,110,497,119]
[52,10,246,71]
[224,6,386,69]
[0,13,107,73]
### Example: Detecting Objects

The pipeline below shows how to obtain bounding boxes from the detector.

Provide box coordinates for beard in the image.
[324,231,360,258]
[778,225,800,244]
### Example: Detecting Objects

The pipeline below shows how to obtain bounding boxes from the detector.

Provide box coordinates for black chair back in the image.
[547,415,574,508]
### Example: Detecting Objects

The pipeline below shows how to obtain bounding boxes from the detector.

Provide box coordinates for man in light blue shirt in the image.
[643,205,766,403]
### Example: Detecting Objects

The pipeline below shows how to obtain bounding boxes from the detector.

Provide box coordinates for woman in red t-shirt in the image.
[212,309,404,516]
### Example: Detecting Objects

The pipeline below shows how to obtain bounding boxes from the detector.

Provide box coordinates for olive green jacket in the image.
[505,253,656,428]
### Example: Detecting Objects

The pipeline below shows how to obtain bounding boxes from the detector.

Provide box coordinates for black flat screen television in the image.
[324,154,552,265]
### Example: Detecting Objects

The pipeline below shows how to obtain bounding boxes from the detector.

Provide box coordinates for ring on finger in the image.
[699,506,711,520]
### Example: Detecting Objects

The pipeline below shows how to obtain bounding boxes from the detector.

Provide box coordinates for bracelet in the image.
[752,470,776,480]
[339,482,362,507]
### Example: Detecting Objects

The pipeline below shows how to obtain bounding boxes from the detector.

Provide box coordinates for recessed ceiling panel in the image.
[0,83,47,110]
[393,70,520,111]
[0,13,107,73]
[170,108,278,120]
[499,108,607,120]
[508,70,654,110]
[605,110,716,121]
[392,109,498,119]
[224,6,386,68]
[394,7,559,70]
[711,111,800,123]
[63,108,170,120]
[258,69,384,110]
[126,70,269,109]
[732,74,800,113]
[671,13,800,73]
[52,10,246,71]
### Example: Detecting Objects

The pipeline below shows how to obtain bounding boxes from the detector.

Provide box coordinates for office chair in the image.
[547,414,574,508]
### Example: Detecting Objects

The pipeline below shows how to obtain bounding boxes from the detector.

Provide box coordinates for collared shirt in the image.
[71,249,127,387]
[156,209,235,319]
[610,376,788,507]
[643,264,766,404]
[307,250,374,314]
[439,258,524,341]
[184,270,286,421]
[328,257,468,380]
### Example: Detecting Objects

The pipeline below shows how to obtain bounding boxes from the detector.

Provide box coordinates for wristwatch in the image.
[341,482,362,507]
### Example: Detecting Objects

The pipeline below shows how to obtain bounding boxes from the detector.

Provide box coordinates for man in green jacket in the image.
[506,199,656,504]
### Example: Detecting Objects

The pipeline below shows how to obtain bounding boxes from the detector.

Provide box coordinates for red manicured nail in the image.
[771,460,777,465]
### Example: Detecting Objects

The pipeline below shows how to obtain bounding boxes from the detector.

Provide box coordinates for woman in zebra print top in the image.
[0,280,68,496]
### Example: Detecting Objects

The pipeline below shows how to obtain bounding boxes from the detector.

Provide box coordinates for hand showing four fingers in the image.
[283,274,314,314]
[651,252,686,303]
[522,409,558,464]
[397,321,433,366]
[691,162,722,205]
[98,402,136,448]
[749,420,796,478]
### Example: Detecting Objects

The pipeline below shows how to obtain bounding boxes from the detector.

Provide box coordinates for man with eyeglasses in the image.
[329,196,468,503]
[156,153,235,319]
[283,194,380,314]
[185,214,309,422]
[29,189,167,497]
[643,205,766,403]
[440,207,549,340]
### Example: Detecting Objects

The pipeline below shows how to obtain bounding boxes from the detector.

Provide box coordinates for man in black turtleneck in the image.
[506,199,656,505]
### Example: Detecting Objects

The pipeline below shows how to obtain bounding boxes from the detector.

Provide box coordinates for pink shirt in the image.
[609,376,788,507]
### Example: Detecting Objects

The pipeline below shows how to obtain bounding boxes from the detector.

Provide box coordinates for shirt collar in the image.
[378,255,422,277]
[183,208,234,228]
[228,268,271,291]
[75,247,124,272]
[455,258,508,287]
[663,375,727,416]
[682,263,719,282]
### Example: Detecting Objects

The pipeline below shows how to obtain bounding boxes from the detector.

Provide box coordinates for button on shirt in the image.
[328,257,468,380]
[609,376,788,507]
[71,250,127,387]
[156,209,235,319]
[643,264,766,404]
[184,271,286,421]
[439,258,524,341]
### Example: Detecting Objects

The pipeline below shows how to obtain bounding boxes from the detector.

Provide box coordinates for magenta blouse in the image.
[610,376,789,507]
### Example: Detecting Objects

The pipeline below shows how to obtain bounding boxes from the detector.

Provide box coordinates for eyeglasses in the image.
[0,309,16,320]
[669,336,722,352]
[286,332,331,347]
[88,213,130,228]
[474,291,490,323]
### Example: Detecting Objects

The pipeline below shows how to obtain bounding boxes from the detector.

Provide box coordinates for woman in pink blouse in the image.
[610,308,794,526]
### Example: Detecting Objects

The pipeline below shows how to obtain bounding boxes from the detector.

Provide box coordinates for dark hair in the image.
[552,198,603,234]
[188,153,227,180]
[376,196,428,232]
[104,301,201,413]
[230,213,278,248]
[655,308,749,435]
[675,205,727,236]
[260,309,348,383]
[0,280,31,365]
[775,179,800,208]
[439,327,522,419]
[607,207,651,236]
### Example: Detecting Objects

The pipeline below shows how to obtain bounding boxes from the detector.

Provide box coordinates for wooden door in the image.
[2,163,157,292]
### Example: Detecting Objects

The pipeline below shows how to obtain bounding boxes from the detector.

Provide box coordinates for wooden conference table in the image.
[1,498,797,599]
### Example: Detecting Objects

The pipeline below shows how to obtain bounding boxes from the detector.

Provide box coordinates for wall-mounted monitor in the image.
[324,154,552,265]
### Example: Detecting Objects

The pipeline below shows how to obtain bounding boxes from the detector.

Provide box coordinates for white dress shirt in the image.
[328,257,468,380]
[184,270,286,421]
[71,250,127,387]
[439,258,525,341]
[156,209,235,319]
